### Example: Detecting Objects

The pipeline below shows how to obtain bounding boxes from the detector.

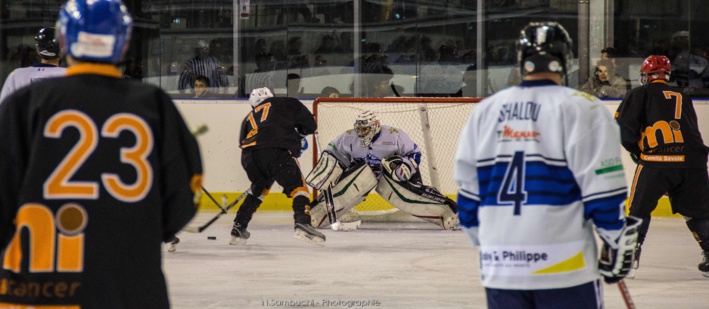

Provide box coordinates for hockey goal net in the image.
[312,97,480,222]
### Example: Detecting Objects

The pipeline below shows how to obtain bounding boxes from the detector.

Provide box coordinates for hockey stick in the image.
[201,186,228,213]
[183,190,247,233]
[617,280,636,309]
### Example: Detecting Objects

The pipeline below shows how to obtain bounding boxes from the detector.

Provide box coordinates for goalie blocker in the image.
[307,158,459,230]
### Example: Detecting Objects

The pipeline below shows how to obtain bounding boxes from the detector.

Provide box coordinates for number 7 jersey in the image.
[454,80,628,290]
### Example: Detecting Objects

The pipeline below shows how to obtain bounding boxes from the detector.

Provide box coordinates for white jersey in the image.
[326,124,421,177]
[0,64,66,104]
[454,79,628,290]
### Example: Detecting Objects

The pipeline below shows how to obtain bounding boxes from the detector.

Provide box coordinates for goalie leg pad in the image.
[310,162,377,228]
[376,173,458,230]
[306,151,344,190]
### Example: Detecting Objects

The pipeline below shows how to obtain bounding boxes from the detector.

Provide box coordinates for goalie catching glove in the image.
[382,156,418,182]
[306,151,345,190]
[598,216,642,284]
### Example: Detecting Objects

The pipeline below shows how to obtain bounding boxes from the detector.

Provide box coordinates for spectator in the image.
[417,43,464,96]
[461,64,483,98]
[320,86,340,98]
[666,31,709,89]
[314,55,328,67]
[123,57,143,80]
[178,40,228,95]
[193,75,211,98]
[287,73,304,97]
[245,52,276,94]
[579,59,628,98]
[601,46,630,84]
[314,35,337,54]
[362,62,395,97]
[601,46,617,60]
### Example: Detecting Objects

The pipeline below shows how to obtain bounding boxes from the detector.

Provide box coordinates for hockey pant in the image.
[238,148,312,227]
[310,161,459,230]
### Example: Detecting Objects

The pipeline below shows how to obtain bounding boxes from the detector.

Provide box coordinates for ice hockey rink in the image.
[164,212,708,309]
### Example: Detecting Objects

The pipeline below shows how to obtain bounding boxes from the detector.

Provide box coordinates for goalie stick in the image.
[183,188,247,233]
[313,132,339,226]
[617,280,636,309]
[323,184,337,225]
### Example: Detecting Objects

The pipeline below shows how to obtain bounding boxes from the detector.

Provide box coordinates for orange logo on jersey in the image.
[499,125,540,140]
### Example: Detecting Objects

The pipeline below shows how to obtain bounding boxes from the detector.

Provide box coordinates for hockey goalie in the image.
[305,110,459,230]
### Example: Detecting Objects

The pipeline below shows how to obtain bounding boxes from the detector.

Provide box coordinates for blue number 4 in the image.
[499,151,528,215]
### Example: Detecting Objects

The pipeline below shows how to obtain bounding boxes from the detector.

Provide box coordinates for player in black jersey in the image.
[0,0,202,307]
[231,87,325,246]
[616,55,709,278]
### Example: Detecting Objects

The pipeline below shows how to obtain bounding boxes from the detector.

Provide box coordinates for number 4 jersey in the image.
[0,63,202,307]
[454,80,628,290]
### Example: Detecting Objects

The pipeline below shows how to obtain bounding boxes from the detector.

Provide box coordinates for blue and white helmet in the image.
[57,0,133,64]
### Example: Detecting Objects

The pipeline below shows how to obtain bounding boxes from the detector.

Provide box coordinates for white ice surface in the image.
[164,213,708,309]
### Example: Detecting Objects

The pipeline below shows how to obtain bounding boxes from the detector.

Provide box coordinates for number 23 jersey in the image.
[0,64,202,307]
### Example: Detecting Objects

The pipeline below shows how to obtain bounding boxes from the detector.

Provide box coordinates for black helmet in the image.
[517,22,573,77]
[35,27,60,59]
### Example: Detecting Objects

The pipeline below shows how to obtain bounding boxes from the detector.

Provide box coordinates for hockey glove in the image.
[299,137,308,157]
[629,152,640,164]
[599,216,642,284]
[382,156,417,182]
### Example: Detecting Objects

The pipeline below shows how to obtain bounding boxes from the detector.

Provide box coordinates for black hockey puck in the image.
[207,236,217,240]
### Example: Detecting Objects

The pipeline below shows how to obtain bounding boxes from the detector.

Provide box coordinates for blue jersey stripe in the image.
[457,193,479,228]
[477,161,581,207]
[584,192,627,230]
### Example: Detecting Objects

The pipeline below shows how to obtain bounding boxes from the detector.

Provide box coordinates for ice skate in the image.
[167,236,179,252]
[698,250,709,278]
[294,223,326,246]
[230,223,250,245]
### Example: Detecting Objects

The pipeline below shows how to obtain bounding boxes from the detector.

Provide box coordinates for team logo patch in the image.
[524,61,535,73]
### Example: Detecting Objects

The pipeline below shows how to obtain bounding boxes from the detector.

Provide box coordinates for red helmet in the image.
[640,55,671,84]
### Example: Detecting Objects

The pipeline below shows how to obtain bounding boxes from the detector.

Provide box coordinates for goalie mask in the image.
[249,87,273,107]
[354,110,381,148]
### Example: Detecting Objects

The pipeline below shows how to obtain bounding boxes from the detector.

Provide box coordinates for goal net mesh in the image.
[313,97,480,222]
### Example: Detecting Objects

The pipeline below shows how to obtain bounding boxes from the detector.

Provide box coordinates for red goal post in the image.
[312,97,481,222]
